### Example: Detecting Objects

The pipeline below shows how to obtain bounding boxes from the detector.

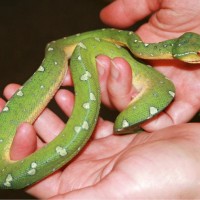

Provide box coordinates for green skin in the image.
[0,28,199,189]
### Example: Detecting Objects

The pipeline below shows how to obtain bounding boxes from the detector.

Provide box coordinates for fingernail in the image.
[111,60,120,79]
[96,58,105,76]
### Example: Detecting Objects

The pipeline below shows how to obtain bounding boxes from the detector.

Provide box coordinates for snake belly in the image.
[0,28,180,189]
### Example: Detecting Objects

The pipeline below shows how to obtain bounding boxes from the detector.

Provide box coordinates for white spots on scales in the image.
[82,102,90,110]
[74,121,90,133]
[149,106,158,116]
[80,71,92,81]
[78,42,87,49]
[74,126,81,134]
[95,37,101,42]
[38,65,45,72]
[48,47,54,51]
[169,91,175,97]
[16,90,24,97]
[56,146,68,157]
[27,162,38,176]
[122,120,129,128]
[90,92,96,101]
[78,55,82,61]
[4,174,13,187]
[2,106,9,112]
[82,121,89,130]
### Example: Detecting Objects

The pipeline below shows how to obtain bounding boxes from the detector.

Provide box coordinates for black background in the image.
[0,0,108,199]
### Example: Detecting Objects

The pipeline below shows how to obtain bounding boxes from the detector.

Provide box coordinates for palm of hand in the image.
[27,121,200,199]
[136,1,200,126]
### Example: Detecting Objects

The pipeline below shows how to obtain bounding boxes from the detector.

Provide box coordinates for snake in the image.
[0,28,199,189]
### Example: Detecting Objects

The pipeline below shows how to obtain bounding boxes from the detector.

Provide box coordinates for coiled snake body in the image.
[0,29,199,189]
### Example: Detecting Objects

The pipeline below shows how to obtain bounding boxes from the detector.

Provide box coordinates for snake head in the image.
[172,32,200,63]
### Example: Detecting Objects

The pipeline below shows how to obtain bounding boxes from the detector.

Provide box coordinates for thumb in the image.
[10,123,37,160]
[100,0,160,28]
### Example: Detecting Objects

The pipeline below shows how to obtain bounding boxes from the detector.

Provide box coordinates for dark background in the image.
[0,0,109,199]
[0,0,199,199]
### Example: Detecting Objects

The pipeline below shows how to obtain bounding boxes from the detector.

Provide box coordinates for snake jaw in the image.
[186,52,200,63]
[173,51,200,63]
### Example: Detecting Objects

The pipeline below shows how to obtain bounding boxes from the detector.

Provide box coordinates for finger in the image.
[55,89,75,116]
[0,98,6,110]
[92,118,114,139]
[141,108,174,132]
[3,83,21,99]
[34,108,65,143]
[2,84,38,159]
[62,68,73,86]
[10,123,37,160]
[100,0,160,28]
[96,55,112,107]
[142,96,200,132]
[141,97,199,132]
[108,57,136,111]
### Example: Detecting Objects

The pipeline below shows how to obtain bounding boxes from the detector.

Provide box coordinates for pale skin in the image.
[1,0,200,198]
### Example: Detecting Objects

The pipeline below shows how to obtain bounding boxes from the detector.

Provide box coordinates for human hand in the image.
[100,0,200,130]
[1,62,200,199]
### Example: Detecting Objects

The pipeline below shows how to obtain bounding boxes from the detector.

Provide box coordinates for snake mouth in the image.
[188,60,200,64]
[188,51,200,63]
[177,52,200,64]
[187,54,200,63]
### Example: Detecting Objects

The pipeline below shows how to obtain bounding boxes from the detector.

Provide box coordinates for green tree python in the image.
[0,28,199,189]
